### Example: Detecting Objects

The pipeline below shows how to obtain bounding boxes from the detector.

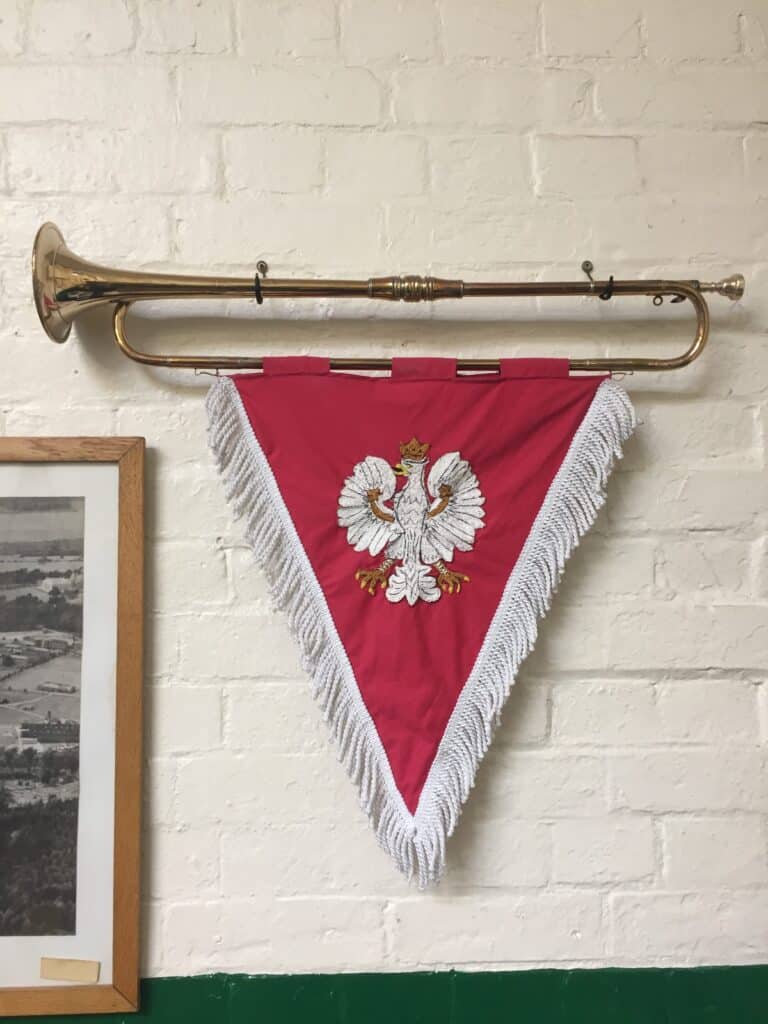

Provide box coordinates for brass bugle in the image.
[32,221,745,373]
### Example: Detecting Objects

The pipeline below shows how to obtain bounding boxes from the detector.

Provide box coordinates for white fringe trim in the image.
[206,375,635,888]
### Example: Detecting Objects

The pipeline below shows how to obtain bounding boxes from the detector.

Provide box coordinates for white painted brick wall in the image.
[0,0,765,977]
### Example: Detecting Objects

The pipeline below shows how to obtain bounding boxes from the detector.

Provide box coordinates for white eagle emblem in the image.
[337,437,485,605]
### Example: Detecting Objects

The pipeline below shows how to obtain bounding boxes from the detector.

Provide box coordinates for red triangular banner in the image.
[207,358,634,886]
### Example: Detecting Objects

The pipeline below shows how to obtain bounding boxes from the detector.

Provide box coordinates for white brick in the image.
[610,891,768,962]
[237,0,337,58]
[387,200,591,267]
[610,749,768,813]
[5,404,116,435]
[596,69,768,127]
[161,901,223,969]
[8,127,116,193]
[663,817,768,888]
[150,540,228,613]
[28,0,134,55]
[558,535,655,602]
[175,197,383,267]
[149,684,222,755]
[429,136,531,199]
[113,131,218,193]
[178,62,382,126]
[655,680,759,744]
[476,750,608,818]
[221,823,400,896]
[496,681,550,747]
[0,0,24,55]
[139,0,232,54]
[223,682,325,754]
[392,893,605,963]
[524,598,610,674]
[742,1,768,57]
[639,134,745,196]
[146,827,220,899]
[607,602,768,671]
[624,399,757,469]
[326,134,426,198]
[610,468,768,533]
[553,679,758,747]
[141,901,164,975]
[746,135,768,195]
[2,197,172,264]
[445,818,550,888]
[394,68,590,128]
[588,198,768,262]
[0,64,172,123]
[552,816,655,884]
[440,0,536,59]
[224,129,323,194]
[144,757,177,827]
[164,898,384,972]
[151,465,238,541]
[534,136,640,199]
[644,0,740,59]
[115,401,211,464]
[178,612,302,679]
[543,0,641,57]
[226,546,272,607]
[146,615,181,681]
[175,750,360,828]
[552,681,658,746]
[758,683,768,743]
[341,0,437,61]
[259,898,385,971]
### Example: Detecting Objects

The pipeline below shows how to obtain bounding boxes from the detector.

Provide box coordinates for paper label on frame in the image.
[40,957,101,983]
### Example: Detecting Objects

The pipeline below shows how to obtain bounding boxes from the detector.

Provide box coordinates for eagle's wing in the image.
[337,456,401,556]
[421,452,485,563]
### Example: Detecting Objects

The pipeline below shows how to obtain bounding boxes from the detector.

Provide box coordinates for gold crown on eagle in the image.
[399,437,430,461]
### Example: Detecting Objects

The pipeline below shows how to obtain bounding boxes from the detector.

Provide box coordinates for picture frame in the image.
[0,438,143,1017]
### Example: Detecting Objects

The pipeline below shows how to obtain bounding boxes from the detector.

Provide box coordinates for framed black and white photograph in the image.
[0,438,143,1017]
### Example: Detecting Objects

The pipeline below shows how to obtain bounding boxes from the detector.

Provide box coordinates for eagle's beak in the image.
[393,462,409,477]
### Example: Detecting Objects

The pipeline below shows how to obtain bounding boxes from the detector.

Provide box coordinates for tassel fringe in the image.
[207,376,635,888]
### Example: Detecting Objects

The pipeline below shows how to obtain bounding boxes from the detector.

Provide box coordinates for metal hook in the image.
[583,261,613,299]
[254,259,268,305]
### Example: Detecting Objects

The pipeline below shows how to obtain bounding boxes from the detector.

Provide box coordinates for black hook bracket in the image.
[581,260,614,300]
[599,275,614,301]
[254,259,268,305]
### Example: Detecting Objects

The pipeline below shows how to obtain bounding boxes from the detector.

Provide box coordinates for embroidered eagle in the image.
[337,438,485,605]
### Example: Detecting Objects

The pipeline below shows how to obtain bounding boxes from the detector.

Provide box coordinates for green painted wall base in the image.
[5,966,767,1024]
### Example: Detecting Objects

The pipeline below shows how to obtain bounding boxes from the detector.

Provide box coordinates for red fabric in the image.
[500,358,570,378]
[392,358,457,379]
[232,360,605,813]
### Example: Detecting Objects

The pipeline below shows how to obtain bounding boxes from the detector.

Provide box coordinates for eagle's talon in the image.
[355,565,391,596]
[436,567,469,595]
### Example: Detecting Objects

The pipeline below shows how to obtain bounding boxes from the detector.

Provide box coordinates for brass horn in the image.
[32,221,263,344]
[32,221,746,372]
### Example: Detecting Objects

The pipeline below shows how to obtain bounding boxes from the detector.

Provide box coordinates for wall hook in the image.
[599,275,615,301]
[254,260,268,305]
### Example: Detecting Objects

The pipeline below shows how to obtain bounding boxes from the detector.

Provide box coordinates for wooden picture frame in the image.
[0,438,143,1017]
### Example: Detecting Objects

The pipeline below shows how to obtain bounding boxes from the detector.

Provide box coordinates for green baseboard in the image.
[5,966,767,1024]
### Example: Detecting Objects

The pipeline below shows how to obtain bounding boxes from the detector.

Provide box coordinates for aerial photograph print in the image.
[0,496,84,936]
